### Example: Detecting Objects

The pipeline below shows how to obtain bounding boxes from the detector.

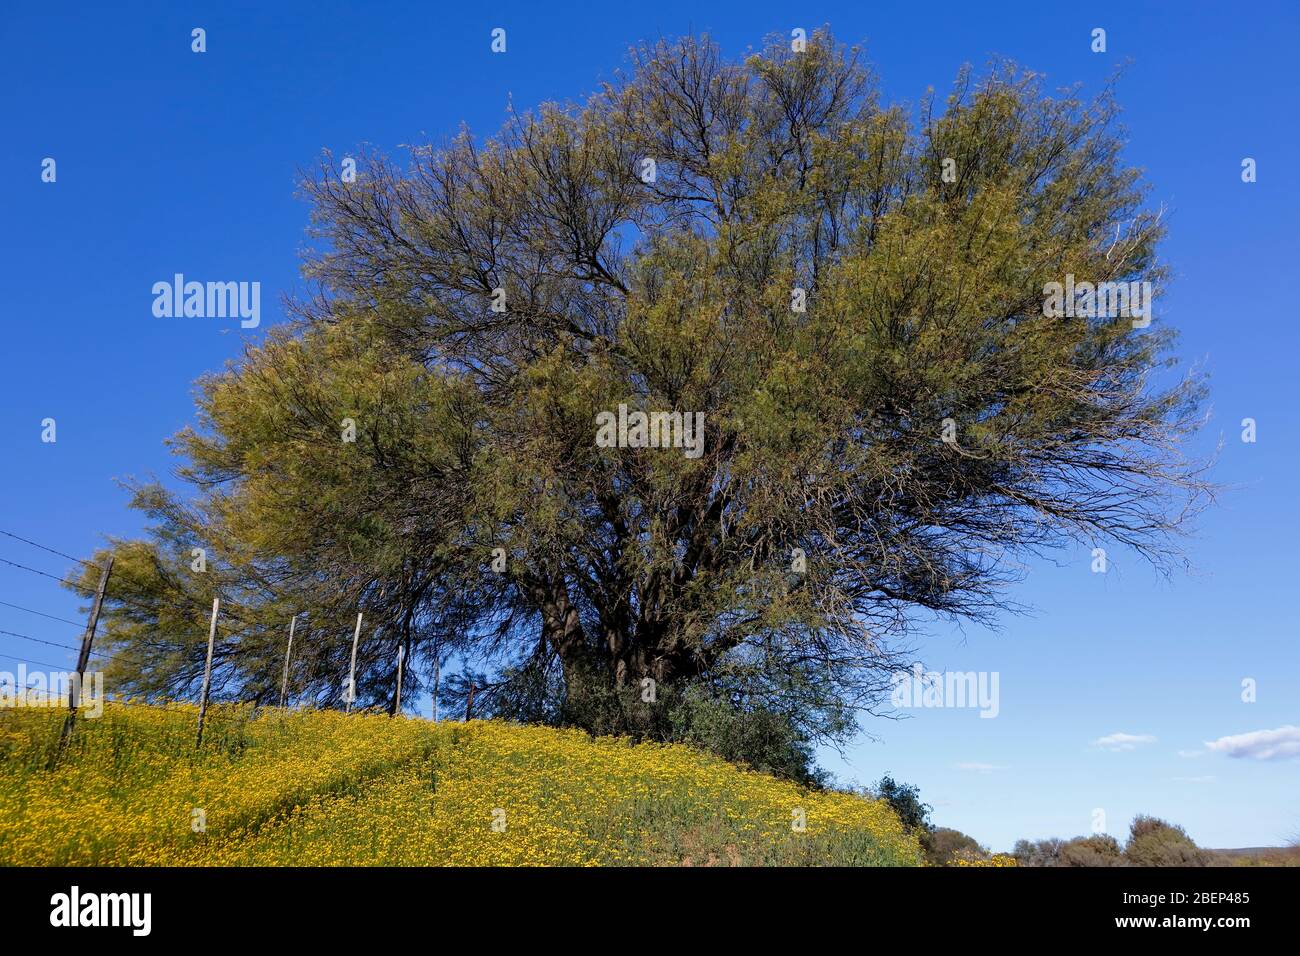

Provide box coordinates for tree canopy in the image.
[75,29,1209,750]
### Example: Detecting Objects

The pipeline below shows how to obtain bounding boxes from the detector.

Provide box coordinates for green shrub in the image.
[873,774,933,833]
[1059,834,1124,867]
[923,827,987,865]
[1125,815,1209,866]
[665,690,828,787]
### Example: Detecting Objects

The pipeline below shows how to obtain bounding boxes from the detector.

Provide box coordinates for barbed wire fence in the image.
[0,528,441,754]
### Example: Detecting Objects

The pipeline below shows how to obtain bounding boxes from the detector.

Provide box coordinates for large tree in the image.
[76,30,1209,746]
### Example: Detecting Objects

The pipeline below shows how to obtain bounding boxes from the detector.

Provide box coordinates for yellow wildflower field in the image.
[0,703,923,866]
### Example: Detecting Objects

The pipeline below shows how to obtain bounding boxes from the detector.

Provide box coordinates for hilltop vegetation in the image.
[1013,818,1300,868]
[0,703,922,866]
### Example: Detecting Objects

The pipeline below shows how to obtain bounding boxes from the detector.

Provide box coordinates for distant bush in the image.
[1060,834,1124,867]
[923,827,988,866]
[1216,844,1300,867]
[1013,837,1065,867]
[1014,815,1211,867]
[1013,834,1121,867]
[1125,815,1209,867]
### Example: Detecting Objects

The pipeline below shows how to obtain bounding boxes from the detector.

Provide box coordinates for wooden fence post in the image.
[55,555,114,756]
[279,613,298,708]
[345,612,362,713]
[195,598,220,748]
[392,644,405,717]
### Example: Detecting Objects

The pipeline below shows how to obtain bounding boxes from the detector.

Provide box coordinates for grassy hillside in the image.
[0,703,923,866]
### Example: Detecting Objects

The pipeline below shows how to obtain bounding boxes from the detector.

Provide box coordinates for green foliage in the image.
[874,774,932,833]
[1059,834,1124,867]
[923,827,988,866]
[1125,815,1209,867]
[663,688,830,787]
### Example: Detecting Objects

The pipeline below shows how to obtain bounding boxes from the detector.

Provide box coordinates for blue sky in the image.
[2,1,1297,852]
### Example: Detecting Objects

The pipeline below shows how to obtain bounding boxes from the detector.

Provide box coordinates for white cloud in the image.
[1093,732,1157,752]
[955,762,1005,773]
[1204,725,1300,761]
